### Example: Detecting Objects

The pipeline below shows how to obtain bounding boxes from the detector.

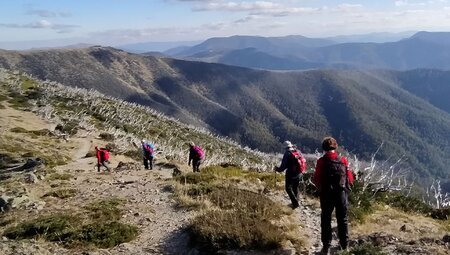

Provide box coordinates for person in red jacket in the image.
[313,137,354,254]
[95,146,111,172]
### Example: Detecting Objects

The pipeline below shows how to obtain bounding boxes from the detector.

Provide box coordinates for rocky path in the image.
[55,136,196,255]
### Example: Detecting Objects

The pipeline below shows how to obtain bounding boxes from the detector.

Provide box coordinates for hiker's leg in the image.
[292,176,301,205]
[143,158,149,169]
[192,159,198,172]
[103,161,111,172]
[320,194,334,249]
[97,163,101,172]
[335,191,349,249]
[192,160,196,172]
[285,178,299,207]
[196,159,202,172]
[149,156,153,170]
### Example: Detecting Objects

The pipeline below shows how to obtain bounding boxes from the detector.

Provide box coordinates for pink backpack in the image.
[193,146,205,159]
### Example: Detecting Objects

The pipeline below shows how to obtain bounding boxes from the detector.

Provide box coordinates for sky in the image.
[1,0,450,49]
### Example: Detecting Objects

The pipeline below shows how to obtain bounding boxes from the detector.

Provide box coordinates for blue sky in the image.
[1,0,450,49]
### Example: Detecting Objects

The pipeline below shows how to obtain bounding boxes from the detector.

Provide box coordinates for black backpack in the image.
[322,155,347,191]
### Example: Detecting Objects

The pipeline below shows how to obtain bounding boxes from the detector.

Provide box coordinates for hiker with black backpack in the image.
[141,139,155,170]
[313,137,354,254]
[188,142,205,172]
[274,141,307,209]
[95,146,111,172]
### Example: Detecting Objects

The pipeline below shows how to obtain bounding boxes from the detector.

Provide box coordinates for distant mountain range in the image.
[0,46,449,183]
[164,31,450,70]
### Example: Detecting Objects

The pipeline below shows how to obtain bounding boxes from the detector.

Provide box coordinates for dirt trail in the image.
[50,134,196,255]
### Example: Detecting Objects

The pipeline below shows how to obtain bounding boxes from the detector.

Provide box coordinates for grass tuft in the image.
[3,214,79,242]
[85,197,125,221]
[76,221,138,249]
[46,172,74,181]
[4,197,137,248]
[175,172,217,184]
[190,210,285,252]
[43,188,78,199]
[337,243,387,255]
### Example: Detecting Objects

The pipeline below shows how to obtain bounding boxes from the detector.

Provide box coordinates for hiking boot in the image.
[320,246,330,255]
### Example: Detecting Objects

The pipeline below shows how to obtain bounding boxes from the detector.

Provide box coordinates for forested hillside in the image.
[168,32,450,70]
[0,47,449,181]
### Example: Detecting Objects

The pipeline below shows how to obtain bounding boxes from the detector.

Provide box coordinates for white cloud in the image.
[193,1,281,12]
[0,20,78,33]
[26,9,71,18]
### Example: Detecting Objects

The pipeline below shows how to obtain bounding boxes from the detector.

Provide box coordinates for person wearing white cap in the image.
[274,140,306,209]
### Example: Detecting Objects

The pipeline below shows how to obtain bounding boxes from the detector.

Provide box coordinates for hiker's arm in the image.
[313,158,323,191]
[188,150,192,165]
[341,157,354,185]
[276,152,289,172]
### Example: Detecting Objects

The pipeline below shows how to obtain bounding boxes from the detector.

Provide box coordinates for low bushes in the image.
[3,197,137,248]
[173,166,300,253]
[190,210,284,252]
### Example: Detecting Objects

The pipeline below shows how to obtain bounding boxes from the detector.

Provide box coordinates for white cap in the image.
[284,140,294,148]
[141,139,146,143]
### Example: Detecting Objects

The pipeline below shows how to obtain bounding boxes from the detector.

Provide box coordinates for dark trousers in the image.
[320,190,349,249]
[97,160,111,172]
[285,176,300,207]
[192,159,202,172]
[143,156,153,170]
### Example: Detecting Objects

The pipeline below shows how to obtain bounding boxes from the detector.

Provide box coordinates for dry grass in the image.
[43,188,78,199]
[351,205,448,241]
[3,197,137,249]
[172,167,306,253]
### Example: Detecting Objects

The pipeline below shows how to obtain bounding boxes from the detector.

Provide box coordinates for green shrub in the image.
[338,243,387,255]
[348,180,374,223]
[55,121,78,135]
[7,92,31,109]
[85,197,125,221]
[3,214,79,241]
[175,172,217,184]
[186,183,218,198]
[202,165,243,178]
[77,221,138,249]
[190,210,285,252]
[207,187,289,219]
[4,214,137,249]
[43,189,78,199]
[4,197,137,249]
[375,192,433,215]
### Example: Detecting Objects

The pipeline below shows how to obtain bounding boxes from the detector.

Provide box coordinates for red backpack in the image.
[291,150,307,173]
[101,149,110,161]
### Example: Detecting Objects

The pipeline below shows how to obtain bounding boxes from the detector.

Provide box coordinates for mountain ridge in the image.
[0,47,449,181]
[166,32,450,70]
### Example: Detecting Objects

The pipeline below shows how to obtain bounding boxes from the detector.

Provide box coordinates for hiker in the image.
[313,137,354,254]
[141,139,155,170]
[95,146,111,172]
[274,140,307,209]
[188,142,204,172]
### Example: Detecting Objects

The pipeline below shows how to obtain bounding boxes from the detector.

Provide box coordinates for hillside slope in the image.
[0,49,450,180]
[0,69,449,255]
